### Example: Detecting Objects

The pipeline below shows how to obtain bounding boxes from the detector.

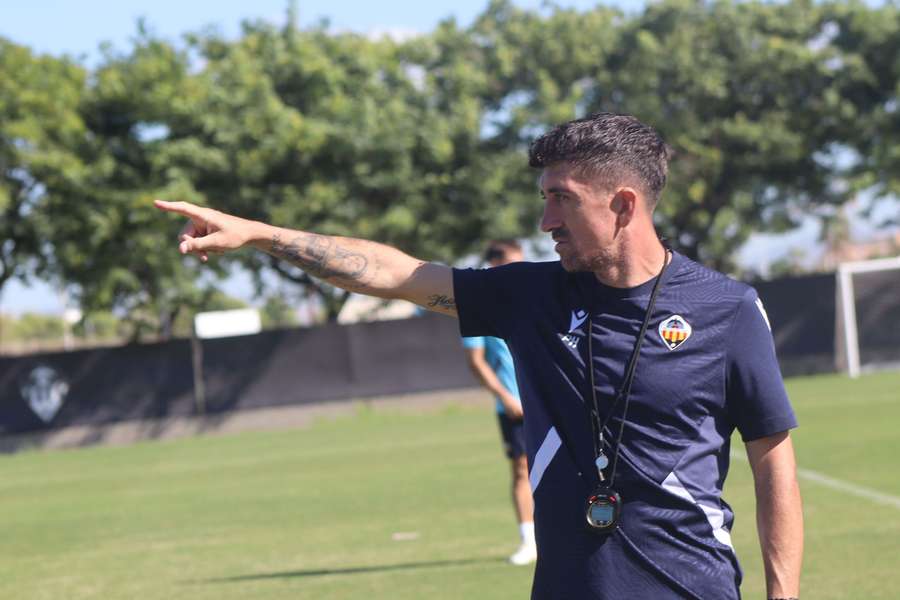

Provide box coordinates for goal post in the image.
[834,255,900,378]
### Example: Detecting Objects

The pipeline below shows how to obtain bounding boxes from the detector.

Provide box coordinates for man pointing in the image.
[156,112,802,600]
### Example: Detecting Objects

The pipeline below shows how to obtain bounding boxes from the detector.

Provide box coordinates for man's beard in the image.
[559,251,590,272]
[556,237,615,273]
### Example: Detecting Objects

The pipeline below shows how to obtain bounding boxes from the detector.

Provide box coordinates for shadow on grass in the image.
[195,555,507,584]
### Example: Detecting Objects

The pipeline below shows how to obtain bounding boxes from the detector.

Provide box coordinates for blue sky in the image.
[1,0,896,315]
[1,0,618,61]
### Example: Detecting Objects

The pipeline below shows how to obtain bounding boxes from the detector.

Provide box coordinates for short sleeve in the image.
[453,263,531,340]
[726,288,798,441]
[461,336,485,350]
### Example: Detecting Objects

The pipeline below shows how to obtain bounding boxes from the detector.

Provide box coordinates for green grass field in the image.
[2,371,899,599]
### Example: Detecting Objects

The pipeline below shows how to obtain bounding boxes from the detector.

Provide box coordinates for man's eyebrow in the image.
[545,186,574,195]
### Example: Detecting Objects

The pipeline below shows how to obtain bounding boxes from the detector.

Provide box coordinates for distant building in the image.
[820,231,900,271]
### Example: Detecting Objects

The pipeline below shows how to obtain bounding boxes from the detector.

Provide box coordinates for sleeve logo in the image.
[658,315,692,351]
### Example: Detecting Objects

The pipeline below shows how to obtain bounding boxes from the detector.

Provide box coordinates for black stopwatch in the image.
[585,487,621,534]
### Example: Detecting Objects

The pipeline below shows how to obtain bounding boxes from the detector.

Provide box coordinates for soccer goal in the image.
[834,255,900,378]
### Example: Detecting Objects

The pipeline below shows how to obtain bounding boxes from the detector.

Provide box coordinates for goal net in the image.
[834,255,900,377]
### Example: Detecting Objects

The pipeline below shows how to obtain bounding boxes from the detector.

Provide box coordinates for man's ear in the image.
[611,187,639,228]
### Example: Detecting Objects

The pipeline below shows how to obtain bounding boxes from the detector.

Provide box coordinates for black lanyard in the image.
[587,249,671,487]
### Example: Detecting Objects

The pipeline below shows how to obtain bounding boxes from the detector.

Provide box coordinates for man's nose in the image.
[540,201,560,233]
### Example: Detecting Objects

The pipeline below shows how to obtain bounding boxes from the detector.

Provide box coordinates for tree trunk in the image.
[323,289,351,324]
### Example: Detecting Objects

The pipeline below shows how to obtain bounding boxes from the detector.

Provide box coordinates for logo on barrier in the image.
[20,365,69,423]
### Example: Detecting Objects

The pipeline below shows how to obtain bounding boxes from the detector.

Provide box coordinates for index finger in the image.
[153,199,210,221]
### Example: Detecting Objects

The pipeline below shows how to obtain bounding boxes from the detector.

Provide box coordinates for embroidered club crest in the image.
[658,315,692,351]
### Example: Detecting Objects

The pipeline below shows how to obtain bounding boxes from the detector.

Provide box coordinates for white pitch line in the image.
[794,467,900,510]
[731,452,900,510]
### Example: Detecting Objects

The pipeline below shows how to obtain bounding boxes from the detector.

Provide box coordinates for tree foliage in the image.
[182,19,539,319]
[0,40,84,294]
[824,0,900,225]
[2,0,899,333]
[32,31,255,339]
[599,0,861,267]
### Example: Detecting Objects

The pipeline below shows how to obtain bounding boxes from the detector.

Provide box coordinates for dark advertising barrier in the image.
[3,269,898,434]
[754,273,837,376]
[1,312,475,434]
[0,339,196,434]
[852,268,900,368]
[753,267,900,375]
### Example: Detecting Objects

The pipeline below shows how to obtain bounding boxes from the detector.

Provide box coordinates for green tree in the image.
[36,29,233,340]
[588,0,863,269]
[73,310,125,342]
[260,293,299,329]
[0,39,85,300]
[469,0,621,144]
[824,0,900,227]
[13,0,900,333]
[181,19,541,321]
[8,312,66,342]
[467,0,893,271]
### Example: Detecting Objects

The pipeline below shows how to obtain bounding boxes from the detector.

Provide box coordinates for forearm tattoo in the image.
[426,294,456,310]
[270,233,371,287]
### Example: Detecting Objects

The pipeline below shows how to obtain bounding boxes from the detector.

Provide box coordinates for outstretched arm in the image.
[154,200,457,316]
[746,431,803,600]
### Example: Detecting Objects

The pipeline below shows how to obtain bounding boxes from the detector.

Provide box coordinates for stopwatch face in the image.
[585,490,620,533]
[588,501,615,527]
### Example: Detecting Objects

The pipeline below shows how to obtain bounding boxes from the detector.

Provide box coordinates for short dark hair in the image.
[484,239,522,262]
[528,113,671,204]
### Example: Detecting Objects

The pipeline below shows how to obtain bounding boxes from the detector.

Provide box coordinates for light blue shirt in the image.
[462,336,520,414]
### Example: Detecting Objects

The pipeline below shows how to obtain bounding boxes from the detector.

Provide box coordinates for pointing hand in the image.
[154,200,256,262]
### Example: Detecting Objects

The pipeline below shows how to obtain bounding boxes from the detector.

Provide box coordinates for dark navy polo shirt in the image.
[453,251,797,600]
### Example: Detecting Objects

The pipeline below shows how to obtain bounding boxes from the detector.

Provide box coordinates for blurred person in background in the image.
[462,239,535,566]
[155,112,802,600]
